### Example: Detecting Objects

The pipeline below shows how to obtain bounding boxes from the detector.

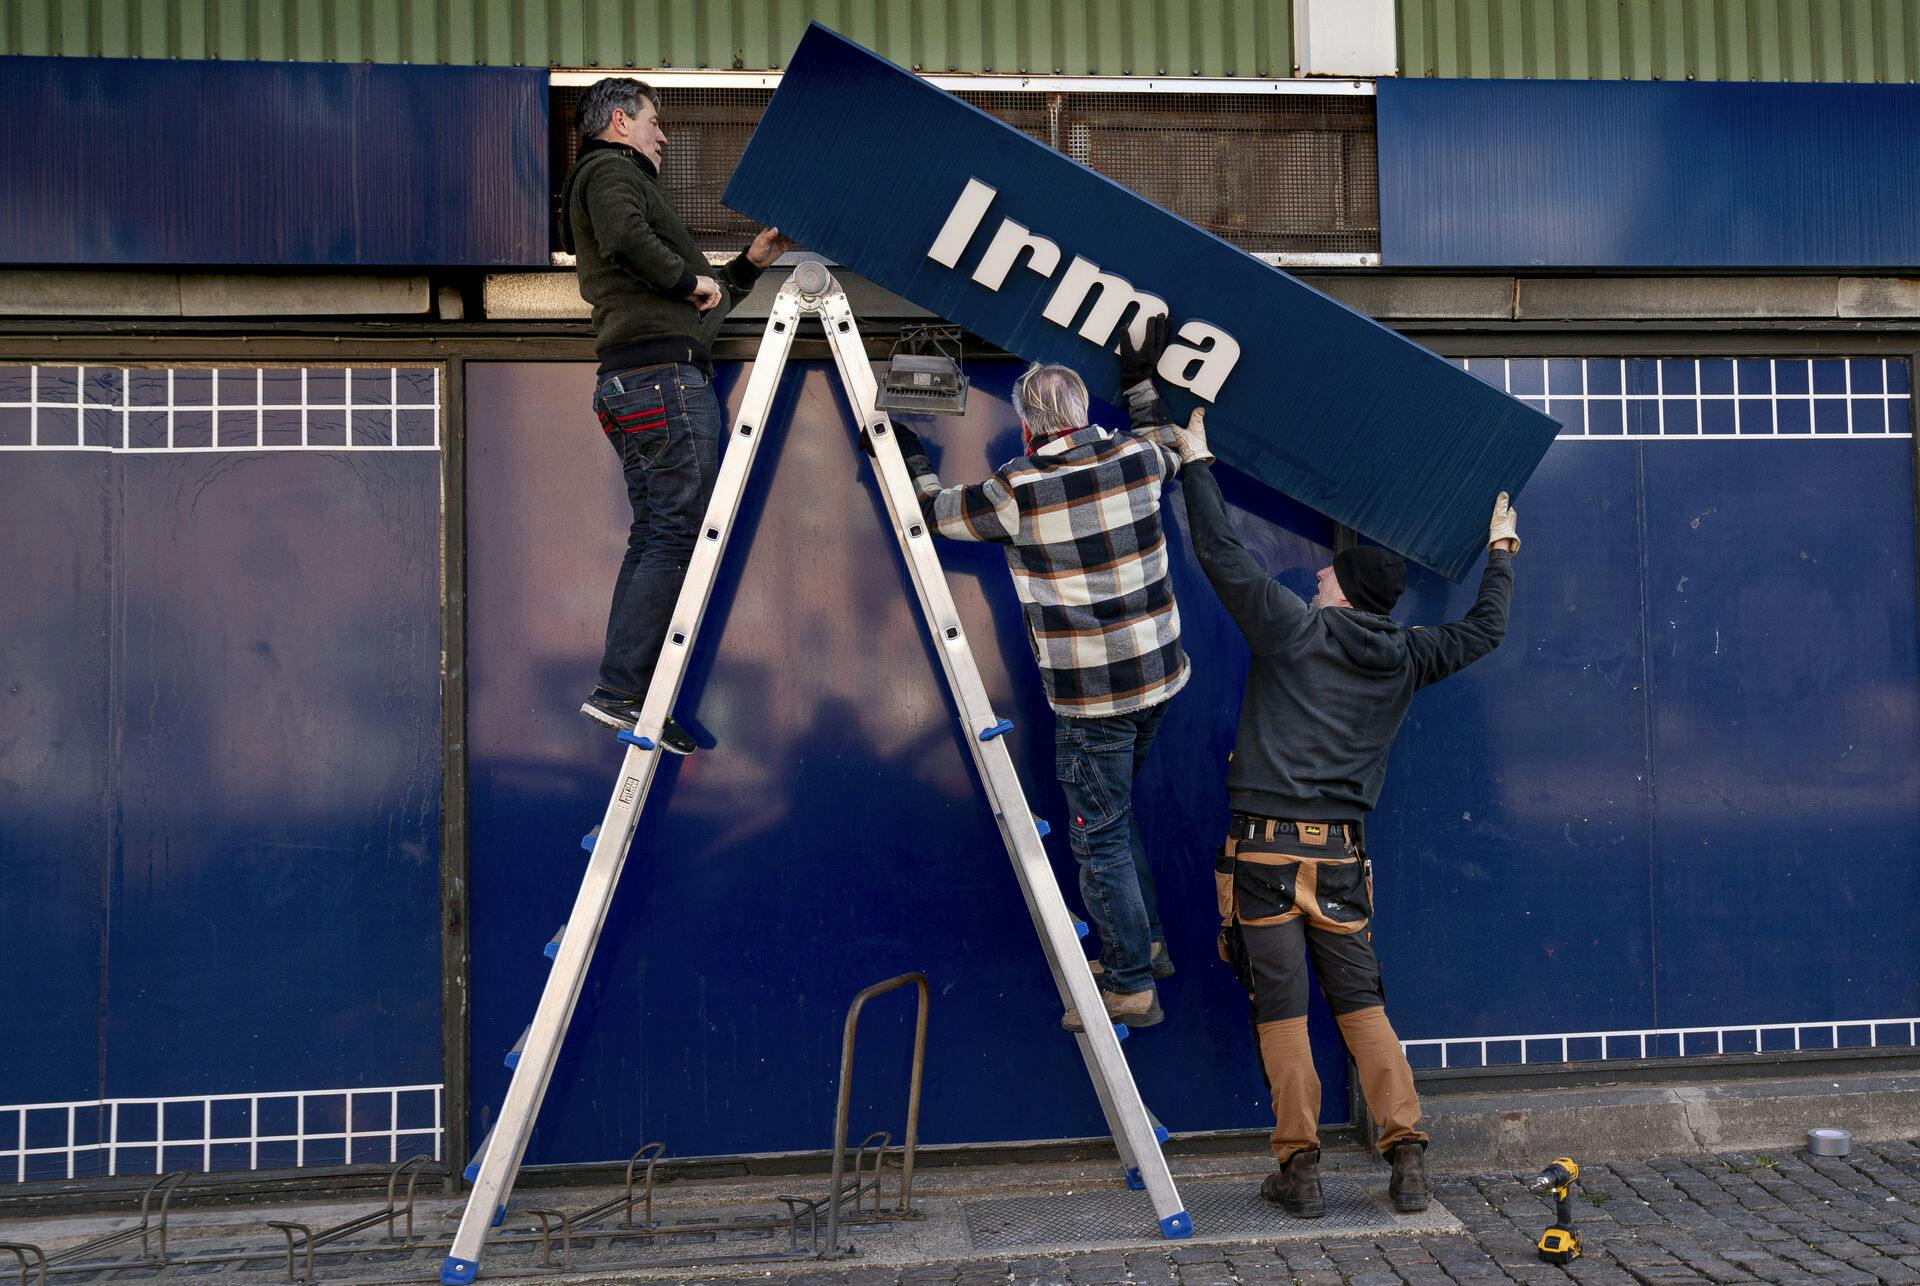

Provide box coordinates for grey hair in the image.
[576,76,658,141]
[1012,364,1089,440]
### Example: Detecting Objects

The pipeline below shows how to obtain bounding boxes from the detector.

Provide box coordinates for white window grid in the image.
[1403,1016,1920,1070]
[0,365,441,452]
[0,1084,442,1184]
[1450,356,1914,441]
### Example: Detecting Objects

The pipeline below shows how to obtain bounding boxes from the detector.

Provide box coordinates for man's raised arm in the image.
[1406,493,1519,690]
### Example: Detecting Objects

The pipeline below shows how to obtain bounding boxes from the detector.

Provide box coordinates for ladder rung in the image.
[1035,818,1051,837]
[977,718,1014,742]
[463,1121,494,1183]
[580,826,599,852]
[544,924,566,960]
[615,729,656,751]
[1073,919,1090,939]
[1113,1023,1129,1042]
[505,1026,529,1070]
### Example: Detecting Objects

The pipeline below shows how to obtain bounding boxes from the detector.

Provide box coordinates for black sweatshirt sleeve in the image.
[1405,549,1514,689]
[1180,464,1310,654]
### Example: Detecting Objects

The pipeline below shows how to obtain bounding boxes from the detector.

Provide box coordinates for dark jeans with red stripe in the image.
[593,362,723,700]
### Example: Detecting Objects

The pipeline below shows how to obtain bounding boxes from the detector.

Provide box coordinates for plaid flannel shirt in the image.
[913,421,1192,718]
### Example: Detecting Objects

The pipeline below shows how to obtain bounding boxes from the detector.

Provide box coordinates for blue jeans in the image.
[593,362,723,698]
[1055,703,1168,995]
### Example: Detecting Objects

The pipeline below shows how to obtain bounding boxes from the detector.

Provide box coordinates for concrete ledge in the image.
[483,270,590,320]
[0,271,430,317]
[1516,275,1841,320]
[177,273,428,316]
[1420,1069,1920,1171]
[1302,273,1515,320]
[1839,276,1920,317]
[0,270,182,316]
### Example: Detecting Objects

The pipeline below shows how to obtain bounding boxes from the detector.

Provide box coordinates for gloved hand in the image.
[888,422,928,463]
[1171,406,1214,467]
[1116,313,1172,389]
[1488,491,1520,553]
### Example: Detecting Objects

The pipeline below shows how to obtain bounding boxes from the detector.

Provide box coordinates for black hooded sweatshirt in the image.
[1180,464,1513,821]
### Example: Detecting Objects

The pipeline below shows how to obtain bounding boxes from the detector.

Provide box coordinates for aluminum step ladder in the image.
[441,263,1191,1284]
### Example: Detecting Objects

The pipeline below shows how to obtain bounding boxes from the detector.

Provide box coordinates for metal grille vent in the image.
[552,84,1378,258]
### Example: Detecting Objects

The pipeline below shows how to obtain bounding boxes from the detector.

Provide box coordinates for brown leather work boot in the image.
[1059,985,1163,1033]
[1260,1146,1325,1218]
[1387,1140,1431,1213]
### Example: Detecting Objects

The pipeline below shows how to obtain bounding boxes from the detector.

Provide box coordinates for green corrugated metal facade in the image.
[1400,0,1920,81]
[11,1,1915,82]
[0,1,1293,76]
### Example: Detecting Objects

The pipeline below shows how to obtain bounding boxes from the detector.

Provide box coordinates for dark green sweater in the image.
[1181,464,1513,821]
[559,139,763,375]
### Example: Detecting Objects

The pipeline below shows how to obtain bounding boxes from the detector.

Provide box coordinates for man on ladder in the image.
[891,322,1210,1033]
[559,75,791,749]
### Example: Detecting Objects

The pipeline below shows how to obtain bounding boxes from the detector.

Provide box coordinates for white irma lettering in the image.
[924,177,1241,402]
[1039,256,1167,351]
[971,219,1061,290]
[927,177,998,269]
[1157,323,1241,403]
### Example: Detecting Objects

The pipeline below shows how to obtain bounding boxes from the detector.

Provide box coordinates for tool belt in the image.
[1228,811,1362,849]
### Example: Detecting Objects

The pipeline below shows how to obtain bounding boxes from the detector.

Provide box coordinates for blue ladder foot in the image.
[1159,1210,1193,1239]
[615,729,656,751]
[491,1204,506,1227]
[977,718,1014,741]
[1126,1166,1145,1191]
[440,1255,479,1284]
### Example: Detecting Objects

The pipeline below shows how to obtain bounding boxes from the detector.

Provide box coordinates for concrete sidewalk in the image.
[1,1069,1915,1285]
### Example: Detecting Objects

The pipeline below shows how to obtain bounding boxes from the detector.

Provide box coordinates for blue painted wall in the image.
[0,368,445,1181]
[0,58,549,266]
[1377,78,1920,269]
[464,350,1919,1168]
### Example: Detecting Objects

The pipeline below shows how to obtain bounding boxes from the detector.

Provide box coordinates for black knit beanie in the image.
[1332,546,1406,615]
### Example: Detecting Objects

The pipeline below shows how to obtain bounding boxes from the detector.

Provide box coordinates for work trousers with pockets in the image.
[1215,812,1427,1163]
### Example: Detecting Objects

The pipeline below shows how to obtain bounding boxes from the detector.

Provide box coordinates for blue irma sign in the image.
[723,23,1558,581]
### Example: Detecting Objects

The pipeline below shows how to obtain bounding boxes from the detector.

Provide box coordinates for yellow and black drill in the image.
[1529,1157,1582,1264]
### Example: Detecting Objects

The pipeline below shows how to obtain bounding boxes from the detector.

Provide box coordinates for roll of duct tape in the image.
[1807,1127,1852,1157]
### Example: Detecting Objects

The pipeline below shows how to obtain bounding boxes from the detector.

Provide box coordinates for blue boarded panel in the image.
[464,359,1354,1166]
[722,24,1557,581]
[0,450,111,1114]
[104,451,443,1100]
[0,57,548,267]
[1371,437,1656,1059]
[1641,440,1920,1029]
[1378,78,1920,269]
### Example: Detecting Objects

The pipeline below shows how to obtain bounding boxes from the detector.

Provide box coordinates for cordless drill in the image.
[1529,1157,1582,1264]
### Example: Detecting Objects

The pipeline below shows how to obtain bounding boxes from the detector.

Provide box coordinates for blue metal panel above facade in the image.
[724,25,1558,582]
[1376,77,1920,269]
[0,57,549,266]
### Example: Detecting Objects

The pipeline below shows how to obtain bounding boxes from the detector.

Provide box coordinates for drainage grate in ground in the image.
[963,1176,1460,1251]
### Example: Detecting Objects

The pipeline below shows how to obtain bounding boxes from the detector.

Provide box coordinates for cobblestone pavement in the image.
[690,1141,1920,1286]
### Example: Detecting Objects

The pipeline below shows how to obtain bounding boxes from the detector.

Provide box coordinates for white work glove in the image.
[1488,491,1520,554]
[1171,406,1214,467]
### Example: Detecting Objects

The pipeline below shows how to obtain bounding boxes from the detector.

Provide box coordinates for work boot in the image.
[1089,941,1176,981]
[1387,1140,1431,1213]
[579,690,697,755]
[1060,985,1163,1033]
[1260,1147,1325,1218]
